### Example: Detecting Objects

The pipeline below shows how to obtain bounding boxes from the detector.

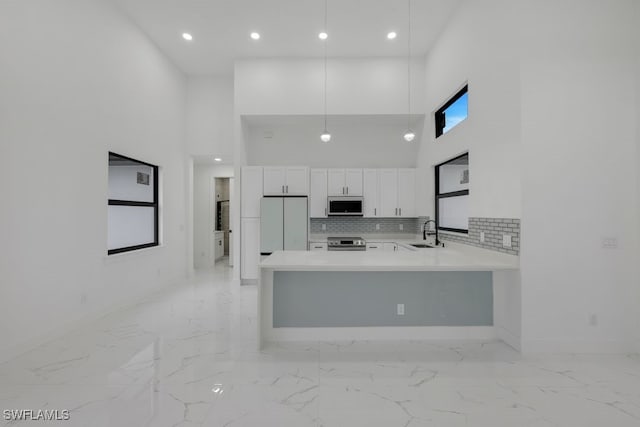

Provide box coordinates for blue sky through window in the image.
[442,92,468,134]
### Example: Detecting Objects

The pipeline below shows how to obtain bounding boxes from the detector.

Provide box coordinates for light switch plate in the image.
[602,237,618,249]
[397,304,405,316]
[321,224,326,231]
[502,234,512,248]
[376,224,380,230]
[399,224,403,231]
[480,231,485,243]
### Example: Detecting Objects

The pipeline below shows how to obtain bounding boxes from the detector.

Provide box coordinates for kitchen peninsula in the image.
[258,242,520,350]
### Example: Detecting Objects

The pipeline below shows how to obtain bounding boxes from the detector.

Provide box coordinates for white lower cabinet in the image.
[383,242,398,252]
[366,242,383,251]
[309,242,328,251]
[241,218,260,280]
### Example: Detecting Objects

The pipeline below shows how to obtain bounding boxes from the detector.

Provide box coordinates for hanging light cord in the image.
[407,0,411,132]
[324,0,328,132]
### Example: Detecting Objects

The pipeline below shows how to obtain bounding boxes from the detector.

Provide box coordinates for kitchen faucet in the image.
[422,220,441,247]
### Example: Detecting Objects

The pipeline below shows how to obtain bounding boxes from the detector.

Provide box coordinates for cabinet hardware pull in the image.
[286,185,289,193]
[346,187,348,194]
[374,208,376,216]
[399,208,402,216]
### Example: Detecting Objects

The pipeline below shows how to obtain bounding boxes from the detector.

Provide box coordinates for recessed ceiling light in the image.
[250,32,260,40]
[214,158,222,162]
[387,31,397,40]
[318,32,328,40]
[182,33,193,41]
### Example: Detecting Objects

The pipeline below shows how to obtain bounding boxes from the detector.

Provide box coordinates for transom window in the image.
[435,85,468,138]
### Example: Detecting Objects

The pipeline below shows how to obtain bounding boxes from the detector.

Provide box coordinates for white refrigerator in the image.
[260,197,308,255]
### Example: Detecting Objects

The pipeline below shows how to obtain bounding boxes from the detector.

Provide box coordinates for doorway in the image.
[192,159,234,270]
[214,177,231,262]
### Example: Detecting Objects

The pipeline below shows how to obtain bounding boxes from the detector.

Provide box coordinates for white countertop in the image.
[260,241,519,272]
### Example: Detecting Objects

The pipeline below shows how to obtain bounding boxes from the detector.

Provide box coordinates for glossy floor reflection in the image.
[1,263,639,426]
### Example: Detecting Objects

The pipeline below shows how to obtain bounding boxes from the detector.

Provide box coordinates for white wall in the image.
[636,6,640,353]
[186,76,234,159]
[235,58,426,115]
[0,0,187,362]
[416,0,521,219]
[193,164,233,269]
[519,0,639,353]
[245,118,422,167]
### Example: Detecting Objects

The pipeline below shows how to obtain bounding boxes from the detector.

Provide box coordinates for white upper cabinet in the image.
[376,168,416,217]
[345,169,363,196]
[263,167,286,195]
[363,169,379,217]
[309,169,328,218]
[263,166,309,196]
[397,169,416,217]
[327,169,363,196]
[378,169,398,217]
[241,166,263,218]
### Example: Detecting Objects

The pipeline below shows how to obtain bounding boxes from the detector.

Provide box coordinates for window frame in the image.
[435,152,469,234]
[435,85,468,138]
[108,152,159,255]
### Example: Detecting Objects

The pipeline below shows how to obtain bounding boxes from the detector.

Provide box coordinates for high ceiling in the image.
[110,0,462,75]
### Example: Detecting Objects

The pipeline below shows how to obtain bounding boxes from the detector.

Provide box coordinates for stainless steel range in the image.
[327,237,366,251]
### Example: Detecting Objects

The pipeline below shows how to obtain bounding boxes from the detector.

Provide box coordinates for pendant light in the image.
[403,0,415,142]
[320,0,331,143]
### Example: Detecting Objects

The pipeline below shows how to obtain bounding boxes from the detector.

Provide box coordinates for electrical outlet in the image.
[601,237,617,249]
[589,313,598,326]
[399,224,404,231]
[321,224,326,231]
[480,231,485,243]
[502,234,512,248]
[397,304,405,316]
[376,224,380,230]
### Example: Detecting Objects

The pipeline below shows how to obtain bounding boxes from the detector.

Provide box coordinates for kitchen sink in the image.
[409,243,434,248]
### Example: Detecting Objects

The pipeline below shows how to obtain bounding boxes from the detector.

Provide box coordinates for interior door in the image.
[284,197,308,250]
[260,197,284,254]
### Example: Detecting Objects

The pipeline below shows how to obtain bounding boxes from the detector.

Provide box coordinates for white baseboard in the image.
[0,276,185,364]
[265,326,497,343]
[495,325,521,352]
[521,339,636,354]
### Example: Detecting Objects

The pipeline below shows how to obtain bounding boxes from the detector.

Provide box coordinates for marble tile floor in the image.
[1,263,639,426]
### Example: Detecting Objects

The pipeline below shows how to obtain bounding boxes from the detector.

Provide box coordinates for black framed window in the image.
[435,85,468,138]
[108,152,159,255]
[435,153,469,234]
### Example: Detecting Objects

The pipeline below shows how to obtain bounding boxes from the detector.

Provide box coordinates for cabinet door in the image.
[383,242,398,252]
[263,167,286,195]
[397,169,416,217]
[241,166,263,217]
[241,218,260,280]
[327,169,345,196]
[309,169,328,218]
[284,167,309,195]
[344,169,363,196]
[309,242,327,251]
[363,169,379,217]
[378,169,398,217]
[366,242,383,251]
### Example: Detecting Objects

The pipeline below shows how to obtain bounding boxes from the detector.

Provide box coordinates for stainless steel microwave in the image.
[327,197,364,216]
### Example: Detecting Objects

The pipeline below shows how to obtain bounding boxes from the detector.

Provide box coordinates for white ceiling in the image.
[110,0,462,75]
